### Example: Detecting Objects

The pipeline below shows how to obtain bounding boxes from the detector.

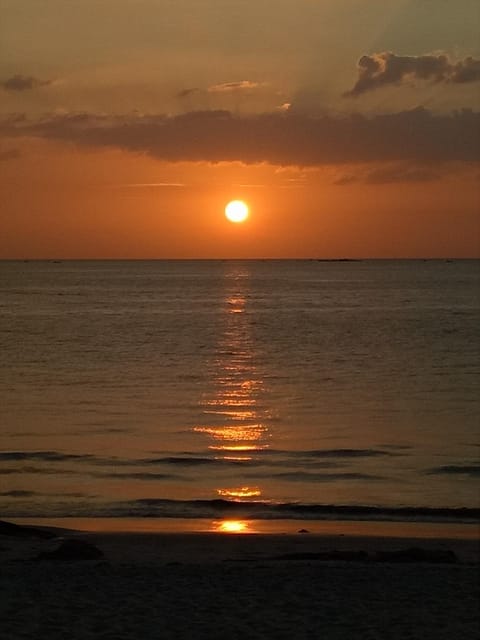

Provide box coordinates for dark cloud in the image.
[1,74,51,92]
[451,57,480,83]
[2,107,478,167]
[347,53,480,96]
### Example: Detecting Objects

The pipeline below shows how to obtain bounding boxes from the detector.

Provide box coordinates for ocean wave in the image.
[427,465,480,478]
[0,497,478,523]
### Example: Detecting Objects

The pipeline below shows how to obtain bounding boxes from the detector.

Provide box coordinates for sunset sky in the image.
[1,0,479,258]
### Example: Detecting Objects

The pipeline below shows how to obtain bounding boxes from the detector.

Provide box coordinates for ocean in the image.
[1,260,479,527]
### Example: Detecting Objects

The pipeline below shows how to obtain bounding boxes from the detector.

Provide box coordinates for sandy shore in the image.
[1,520,479,639]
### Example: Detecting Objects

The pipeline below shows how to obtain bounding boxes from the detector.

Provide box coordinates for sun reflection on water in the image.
[217,486,262,499]
[193,425,268,442]
[194,265,272,503]
[215,520,250,533]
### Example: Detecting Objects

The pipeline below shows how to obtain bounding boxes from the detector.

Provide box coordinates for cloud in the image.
[365,165,439,184]
[451,57,480,83]
[334,163,448,185]
[1,74,51,92]
[2,107,479,167]
[346,53,480,96]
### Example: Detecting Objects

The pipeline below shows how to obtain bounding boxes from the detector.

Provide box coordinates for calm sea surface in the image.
[1,260,479,523]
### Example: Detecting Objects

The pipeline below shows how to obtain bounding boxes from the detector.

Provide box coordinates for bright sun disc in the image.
[225,200,249,223]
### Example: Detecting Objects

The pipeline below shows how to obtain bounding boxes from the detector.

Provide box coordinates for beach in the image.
[1,260,479,638]
[1,520,478,639]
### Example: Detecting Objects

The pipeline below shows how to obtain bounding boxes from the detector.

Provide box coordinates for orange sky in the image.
[1,0,479,258]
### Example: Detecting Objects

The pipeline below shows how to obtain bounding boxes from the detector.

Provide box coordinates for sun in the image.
[225,200,249,223]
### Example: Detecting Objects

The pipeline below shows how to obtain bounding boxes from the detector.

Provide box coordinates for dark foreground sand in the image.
[1,521,479,640]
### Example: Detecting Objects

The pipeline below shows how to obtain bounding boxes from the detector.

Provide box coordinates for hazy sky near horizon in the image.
[1,0,479,258]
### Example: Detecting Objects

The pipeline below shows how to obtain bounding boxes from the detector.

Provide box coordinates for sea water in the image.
[0,260,478,523]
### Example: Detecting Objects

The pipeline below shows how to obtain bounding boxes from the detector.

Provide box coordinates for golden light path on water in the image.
[215,520,250,533]
[216,487,261,499]
[193,263,271,514]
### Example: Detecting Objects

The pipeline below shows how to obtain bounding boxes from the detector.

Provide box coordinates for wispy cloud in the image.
[346,52,480,96]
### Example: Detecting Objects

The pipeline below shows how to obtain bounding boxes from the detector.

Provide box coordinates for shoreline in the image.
[2,518,479,639]
[8,515,480,538]
[4,516,479,565]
